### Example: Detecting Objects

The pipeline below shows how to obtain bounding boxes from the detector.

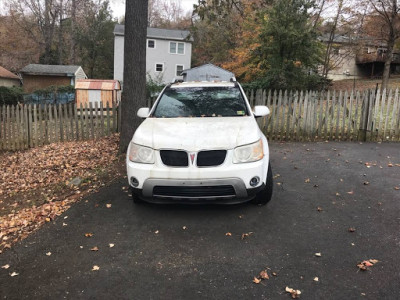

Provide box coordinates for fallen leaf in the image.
[84,233,94,237]
[394,187,400,190]
[317,207,323,212]
[315,252,321,257]
[241,232,253,240]
[45,217,51,222]
[336,192,340,196]
[154,230,159,234]
[253,277,261,284]
[225,232,232,236]
[46,252,52,256]
[347,191,354,195]
[90,246,99,251]
[62,222,68,226]
[182,226,187,230]
[305,178,310,183]
[106,204,112,208]
[285,286,301,298]
[363,182,369,185]
[314,277,319,282]
[92,265,100,271]
[1,264,10,269]
[259,270,269,280]
[348,227,356,232]
[272,272,277,276]
[109,243,115,248]
[388,163,393,167]
[357,259,379,271]
[10,272,19,277]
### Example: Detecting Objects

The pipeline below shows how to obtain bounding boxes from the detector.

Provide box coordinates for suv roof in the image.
[170,81,236,89]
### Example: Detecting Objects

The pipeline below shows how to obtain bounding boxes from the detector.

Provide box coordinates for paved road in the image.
[1,142,399,299]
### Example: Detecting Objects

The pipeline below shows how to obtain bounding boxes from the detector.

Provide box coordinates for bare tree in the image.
[368,0,400,90]
[119,0,148,152]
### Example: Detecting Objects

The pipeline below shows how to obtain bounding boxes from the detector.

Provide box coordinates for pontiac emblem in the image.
[190,153,195,164]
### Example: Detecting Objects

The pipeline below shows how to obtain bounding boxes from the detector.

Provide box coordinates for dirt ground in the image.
[329,76,400,91]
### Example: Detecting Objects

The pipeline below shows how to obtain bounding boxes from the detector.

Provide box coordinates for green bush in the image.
[32,85,75,96]
[0,86,24,105]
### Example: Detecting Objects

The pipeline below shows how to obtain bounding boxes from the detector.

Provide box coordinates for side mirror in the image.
[137,107,150,118]
[253,106,270,118]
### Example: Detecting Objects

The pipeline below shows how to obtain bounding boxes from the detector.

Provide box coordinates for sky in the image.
[109,0,198,19]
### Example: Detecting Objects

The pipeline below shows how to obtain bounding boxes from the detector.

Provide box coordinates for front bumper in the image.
[131,180,265,204]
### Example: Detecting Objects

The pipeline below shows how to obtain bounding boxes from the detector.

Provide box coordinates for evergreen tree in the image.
[255,0,324,90]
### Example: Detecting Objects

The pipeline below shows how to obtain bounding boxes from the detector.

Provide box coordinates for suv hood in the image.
[132,117,261,151]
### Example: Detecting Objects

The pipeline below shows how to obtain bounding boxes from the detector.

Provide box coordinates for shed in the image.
[181,63,234,82]
[0,65,21,87]
[20,64,87,93]
[75,79,121,107]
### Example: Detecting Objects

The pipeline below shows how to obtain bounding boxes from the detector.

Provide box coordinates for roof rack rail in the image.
[171,78,184,84]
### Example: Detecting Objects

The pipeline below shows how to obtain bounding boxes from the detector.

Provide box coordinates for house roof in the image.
[113,24,193,42]
[75,79,121,91]
[0,65,20,80]
[20,64,82,76]
[181,63,234,75]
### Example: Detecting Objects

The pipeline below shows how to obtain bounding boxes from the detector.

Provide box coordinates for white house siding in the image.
[113,26,192,86]
[146,40,191,83]
[114,35,124,83]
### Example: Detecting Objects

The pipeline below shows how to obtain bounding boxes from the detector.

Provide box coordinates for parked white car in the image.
[126,80,273,205]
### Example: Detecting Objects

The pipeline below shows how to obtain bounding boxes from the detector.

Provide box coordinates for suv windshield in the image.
[152,86,249,118]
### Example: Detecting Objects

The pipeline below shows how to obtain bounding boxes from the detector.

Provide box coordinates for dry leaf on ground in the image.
[357,259,379,271]
[285,286,301,298]
[92,265,100,271]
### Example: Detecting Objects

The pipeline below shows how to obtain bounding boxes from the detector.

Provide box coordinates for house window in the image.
[170,42,185,54]
[176,65,184,76]
[155,63,163,72]
[148,40,155,48]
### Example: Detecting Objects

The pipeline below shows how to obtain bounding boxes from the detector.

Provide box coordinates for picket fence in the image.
[246,88,400,142]
[1,89,400,151]
[0,102,121,151]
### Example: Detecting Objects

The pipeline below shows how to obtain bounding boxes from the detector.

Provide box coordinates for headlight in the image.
[128,142,155,164]
[233,139,264,163]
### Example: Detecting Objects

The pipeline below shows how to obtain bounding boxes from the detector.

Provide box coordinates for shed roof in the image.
[20,64,82,76]
[113,24,193,42]
[0,65,20,80]
[75,79,121,91]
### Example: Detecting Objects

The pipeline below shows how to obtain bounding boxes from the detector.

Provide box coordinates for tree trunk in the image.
[382,36,394,91]
[119,0,149,152]
[70,0,76,64]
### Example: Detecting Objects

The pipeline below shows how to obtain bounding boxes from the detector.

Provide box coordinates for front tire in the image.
[251,162,273,205]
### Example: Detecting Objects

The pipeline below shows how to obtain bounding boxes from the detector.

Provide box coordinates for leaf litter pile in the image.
[0,134,121,253]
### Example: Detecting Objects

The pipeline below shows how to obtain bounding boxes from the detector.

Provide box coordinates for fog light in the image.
[130,177,139,187]
[250,176,260,187]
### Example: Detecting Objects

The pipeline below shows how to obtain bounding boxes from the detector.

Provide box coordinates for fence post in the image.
[358,90,372,142]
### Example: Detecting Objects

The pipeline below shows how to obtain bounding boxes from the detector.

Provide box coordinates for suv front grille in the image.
[153,185,235,198]
[160,150,188,167]
[197,150,227,167]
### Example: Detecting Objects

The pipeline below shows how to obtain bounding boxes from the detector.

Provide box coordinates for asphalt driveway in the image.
[1,142,399,299]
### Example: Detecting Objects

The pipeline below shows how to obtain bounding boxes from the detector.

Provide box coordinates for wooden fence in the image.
[1,89,400,151]
[0,102,120,151]
[246,89,400,142]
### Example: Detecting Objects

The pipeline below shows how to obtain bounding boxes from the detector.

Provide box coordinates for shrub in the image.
[0,86,24,105]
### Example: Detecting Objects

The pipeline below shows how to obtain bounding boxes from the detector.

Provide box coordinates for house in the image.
[20,64,87,93]
[319,34,400,80]
[75,79,121,107]
[0,65,20,87]
[113,25,193,85]
[182,63,235,82]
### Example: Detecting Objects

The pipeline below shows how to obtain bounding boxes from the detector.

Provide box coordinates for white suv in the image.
[126,80,273,205]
